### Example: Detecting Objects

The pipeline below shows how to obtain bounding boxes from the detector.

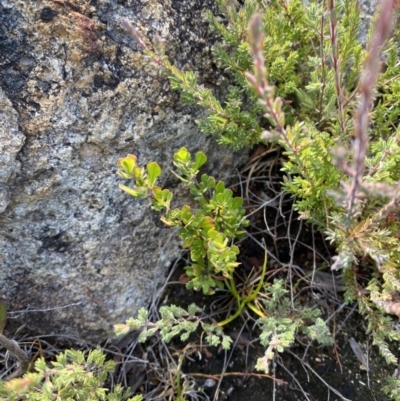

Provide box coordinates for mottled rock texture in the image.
[0,0,245,341]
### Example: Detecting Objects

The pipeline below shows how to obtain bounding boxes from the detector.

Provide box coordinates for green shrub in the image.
[118,147,248,295]
[0,348,141,401]
[121,0,400,375]
[116,147,332,373]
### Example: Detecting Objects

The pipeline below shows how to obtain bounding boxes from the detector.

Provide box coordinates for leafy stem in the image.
[117,147,248,295]
[218,247,268,326]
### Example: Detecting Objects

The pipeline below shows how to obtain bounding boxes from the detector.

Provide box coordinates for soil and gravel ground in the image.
[123,258,393,401]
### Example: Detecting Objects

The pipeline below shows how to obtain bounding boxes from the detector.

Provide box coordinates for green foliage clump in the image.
[118,147,248,295]
[116,289,332,375]
[384,376,400,400]
[121,0,400,378]
[256,279,333,373]
[115,303,233,351]
[0,349,141,401]
[117,148,332,373]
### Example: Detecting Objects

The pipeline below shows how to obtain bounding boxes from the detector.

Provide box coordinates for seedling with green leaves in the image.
[117,148,332,373]
[118,147,248,295]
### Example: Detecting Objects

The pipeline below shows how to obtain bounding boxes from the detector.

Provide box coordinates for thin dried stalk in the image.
[348,0,397,218]
[328,0,345,133]
[245,14,300,164]
[0,334,29,380]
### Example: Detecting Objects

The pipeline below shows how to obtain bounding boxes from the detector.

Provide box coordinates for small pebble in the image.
[226,387,234,396]
[203,378,216,388]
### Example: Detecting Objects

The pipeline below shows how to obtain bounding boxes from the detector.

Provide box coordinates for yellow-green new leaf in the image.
[117,155,137,179]
[194,151,207,170]
[174,147,191,164]
[147,162,162,187]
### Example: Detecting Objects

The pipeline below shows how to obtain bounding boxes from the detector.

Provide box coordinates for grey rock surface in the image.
[358,0,379,42]
[0,0,246,341]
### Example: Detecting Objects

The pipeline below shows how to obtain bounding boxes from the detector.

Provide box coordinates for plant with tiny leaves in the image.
[243,0,400,370]
[384,376,400,400]
[115,303,233,351]
[121,16,262,150]
[115,281,332,375]
[255,279,333,373]
[0,349,141,401]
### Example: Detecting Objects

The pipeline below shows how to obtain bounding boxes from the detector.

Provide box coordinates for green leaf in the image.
[199,216,215,231]
[146,162,162,187]
[155,188,173,203]
[200,174,216,189]
[215,181,226,194]
[174,147,191,164]
[117,155,137,179]
[231,197,244,209]
[0,298,6,333]
[193,151,207,170]
[114,323,131,336]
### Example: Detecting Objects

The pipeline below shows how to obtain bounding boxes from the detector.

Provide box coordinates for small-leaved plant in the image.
[0,349,141,401]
